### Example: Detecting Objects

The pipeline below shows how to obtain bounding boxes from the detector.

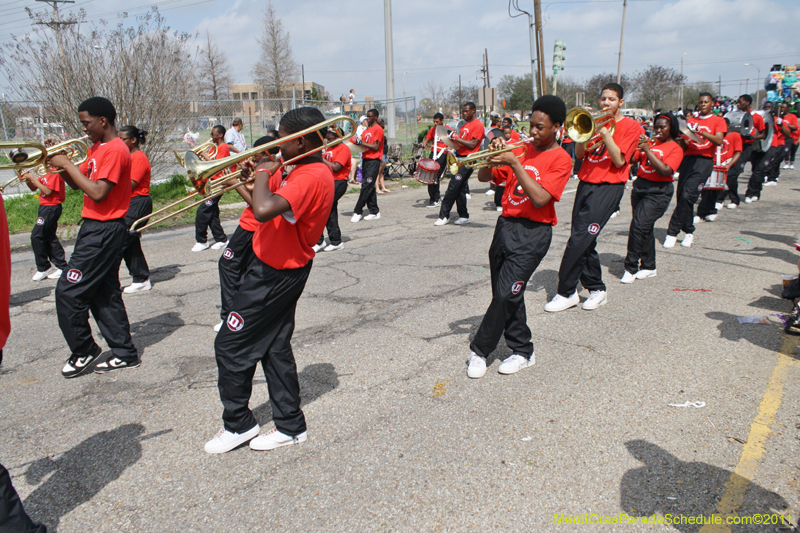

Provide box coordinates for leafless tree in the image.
[446,82,479,115]
[582,72,635,104]
[0,8,195,174]
[196,30,232,114]
[420,80,446,115]
[634,65,685,113]
[252,1,298,99]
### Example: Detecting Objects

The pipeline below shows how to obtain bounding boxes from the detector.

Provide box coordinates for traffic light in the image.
[553,40,567,73]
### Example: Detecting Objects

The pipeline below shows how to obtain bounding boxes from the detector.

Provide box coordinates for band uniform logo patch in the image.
[455,174,462,181]
[204,200,213,206]
[698,183,704,191]
[222,248,234,260]
[36,217,44,225]
[66,269,82,283]
[366,178,373,184]
[227,312,244,331]
[511,281,524,294]
[588,223,601,235]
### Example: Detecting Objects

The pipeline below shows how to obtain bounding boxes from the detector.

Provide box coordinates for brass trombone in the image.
[564,107,616,151]
[0,136,90,172]
[446,140,528,171]
[173,139,216,167]
[131,115,357,233]
[0,171,27,193]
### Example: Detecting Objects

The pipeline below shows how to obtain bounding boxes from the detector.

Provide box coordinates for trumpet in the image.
[174,139,216,167]
[639,134,655,147]
[131,115,357,233]
[446,140,528,171]
[0,135,90,173]
[564,107,615,151]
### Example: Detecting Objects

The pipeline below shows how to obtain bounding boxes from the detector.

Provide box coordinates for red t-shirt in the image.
[636,141,684,183]
[744,112,765,145]
[239,169,284,232]
[425,125,452,154]
[78,137,131,220]
[324,143,351,181]
[456,119,485,156]
[361,125,385,160]
[578,116,642,184]
[252,162,334,269]
[211,142,236,178]
[771,115,786,147]
[130,150,151,197]
[783,113,799,143]
[497,143,572,225]
[684,115,727,158]
[38,172,65,206]
[717,132,743,166]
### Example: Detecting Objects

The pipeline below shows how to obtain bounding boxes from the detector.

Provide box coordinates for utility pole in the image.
[35,0,76,68]
[383,0,396,139]
[533,0,546,95]
[679,53,686,111]
[616,0,628,84]
[480,50,489,125]
[458,75,462,110]
[718,75,721,96]
[301,64,305,101]
[527,12,538,101]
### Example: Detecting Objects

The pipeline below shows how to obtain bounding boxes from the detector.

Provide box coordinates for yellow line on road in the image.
[700,334,799,533]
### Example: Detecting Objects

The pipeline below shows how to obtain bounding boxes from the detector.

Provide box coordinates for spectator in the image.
[224,118,247,154]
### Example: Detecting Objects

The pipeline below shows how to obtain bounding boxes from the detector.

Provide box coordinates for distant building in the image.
[230,81,326,102]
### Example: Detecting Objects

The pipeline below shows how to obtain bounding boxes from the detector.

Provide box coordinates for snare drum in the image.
[414,158,440,185]
[702,165,728,190]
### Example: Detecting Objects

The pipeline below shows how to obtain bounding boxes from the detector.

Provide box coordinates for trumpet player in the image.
[21,167,68,281]
[118,125,152,293]
[192,125,230,252]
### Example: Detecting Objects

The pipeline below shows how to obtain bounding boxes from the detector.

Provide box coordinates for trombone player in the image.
[192,125,230,252]
[21,167,68,281]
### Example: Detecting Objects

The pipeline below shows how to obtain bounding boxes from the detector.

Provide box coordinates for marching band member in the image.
[744,101,782,202]
[621,112,683,283]
[544,83,642,312]
[351,108,383,222]
[435,102,485,226]
[21,166,68,281]
[47,97,139,377]
[696,118,741,221]
[192,125,230,252]
[720,95,765,209]
[467,95,572,378]
[118,125,152,293]
[663,92,725,248]
[205,107,334,454]
[315,126,351,252]
[495,123,522,211]
[422,112,450,207]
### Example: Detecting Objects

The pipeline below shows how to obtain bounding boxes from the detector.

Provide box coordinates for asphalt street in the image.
[1,170,799,532]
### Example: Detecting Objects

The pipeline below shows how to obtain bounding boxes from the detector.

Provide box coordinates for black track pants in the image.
[195,196,227,244]
[318,180,348,246]
[55,218,137,361]
[766,138,792,181]
[667,155,713,236]
[214,258,311,436]
[122,195,152,283]
[426,151,447,203]
[624,179,674,273]
[494,185,505,208]
[218,225,255,322]
[470,217,552,359]
[0,462,47,533]
[354,159,380,216]
[746,146,779,199]
[556,181,625,296]
[30,204,67,272]
[717,143,751,206]
[439,165,473,220]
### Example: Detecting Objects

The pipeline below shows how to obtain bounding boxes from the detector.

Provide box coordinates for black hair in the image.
[78,96,116,125]
[464,101,476,110]
[531,95,567,126]
[212,125,226,136]
[367,108,379,117]
[601,83,624,99]
[433,112,444,121]
[279,106,326,148]
[120,125,148,146]
[254,133,280,155]
[654,112,679,140]
[502,117,513,125]
[699,92,713,100]
[723,117,730,126]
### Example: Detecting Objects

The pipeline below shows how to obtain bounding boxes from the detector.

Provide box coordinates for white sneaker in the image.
[350,213,363,223]
[620,271,636,284]
[249,428,307,451]
[47,268,62,279]
[693,216,702,224]
[364,213,381,221]
[764,181,777,187]
[213,321,223,332]
[635,269,657,279]
[426,201,441,208]
[192,242,210,252]
[497,354,535,375]
[681,234,694,247]
[791,165,795,170]
[465,193,472,200]
[704,214,717,222]
[467,352,487,379]
[544,292,579,312]
[485,189,494,196]
[610,210,620,219]
[124,280,151,294]
[744,197,753,203]
[434,218,450,226]
[204,424,260,454]
[454,217,471,225]
[726,203,737,209]
[211,240,228,250]
[32,267,55,281]
[582,290,607,310]
[714,203,723,210]
[749,196,758,202]
[323,243,344,252]
[663,235,677,248]
[312,243,325,253]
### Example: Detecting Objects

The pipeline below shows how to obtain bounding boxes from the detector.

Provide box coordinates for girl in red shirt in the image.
[314,126,351,252]
[22,168,68,281]
[119,126,152,293]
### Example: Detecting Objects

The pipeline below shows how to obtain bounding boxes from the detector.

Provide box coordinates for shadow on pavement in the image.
[422,315,483,343]
[10,286,53,307]
[148,264,181,284]
[252,362,339,425]
[527,268,558,299]
[130,311,184,355]
[600,252,625,278]
[620,440,788,533]
[705,311,784,352]
[740,230,796,246]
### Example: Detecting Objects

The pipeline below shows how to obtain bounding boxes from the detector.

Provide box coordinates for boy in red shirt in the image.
[422,112,451,207]
[47,97,139,377]
[664,92,726,248]
[467,95,572,378]
[192,125,230,252]
[315,126,351,251]
[435,101,485,226]
[351,108,383,222]
[745,101,788,201]
[22,168,68,281]
[772,102,798,177]
[697,119,741,221]
[720,94,764,209]
[206,107,334,454]
[545,83,643,313]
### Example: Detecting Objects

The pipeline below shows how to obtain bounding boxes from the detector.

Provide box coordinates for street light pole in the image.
[679,53,687,111]
[383,0,396,139]
[615,0,628,84]
[744,63,761,108]
[402,71,410,144]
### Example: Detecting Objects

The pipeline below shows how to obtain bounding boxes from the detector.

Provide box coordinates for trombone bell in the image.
[565,107,616,151]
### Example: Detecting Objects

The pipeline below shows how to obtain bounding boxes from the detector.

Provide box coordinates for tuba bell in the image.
[564,107,616,151]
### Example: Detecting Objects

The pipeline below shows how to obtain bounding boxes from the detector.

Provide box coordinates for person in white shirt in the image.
[224,118,247,153]
[348,90,355,104]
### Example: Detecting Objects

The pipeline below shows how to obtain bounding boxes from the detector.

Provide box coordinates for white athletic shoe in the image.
[544,292,579,312]
[191,242,210,252]
[363,213,381,221]
[47,268,62,280]
[467,352,487,379]
[211,240,228,250]
[693,216,702,224]
[726,203,738,209]
[620,271,636,284]
[249,428,307,451]
[582,290,607,310]
[485,189,494,196]
[663,235,677,248]
[750,196,759,202]
[498,354,535,375]
[323,243,344,252]
[454,217,471,225]
[791,165,795,170]
[350,213,363,223]
[704,214,717,222]
[312,243,325,253]
[744,197,753,203]
[714,203,723,210]
[764,181,777,187]
[465,193,472,200]
[610,210,620,219]
[434,218,450,226]
[635,269,657,279]
[496,206,503,212]
[124,280,151,294]
[32,267,55,281]
[681,234,694,247]
[204,424,260,454]
[213,321,223,332]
